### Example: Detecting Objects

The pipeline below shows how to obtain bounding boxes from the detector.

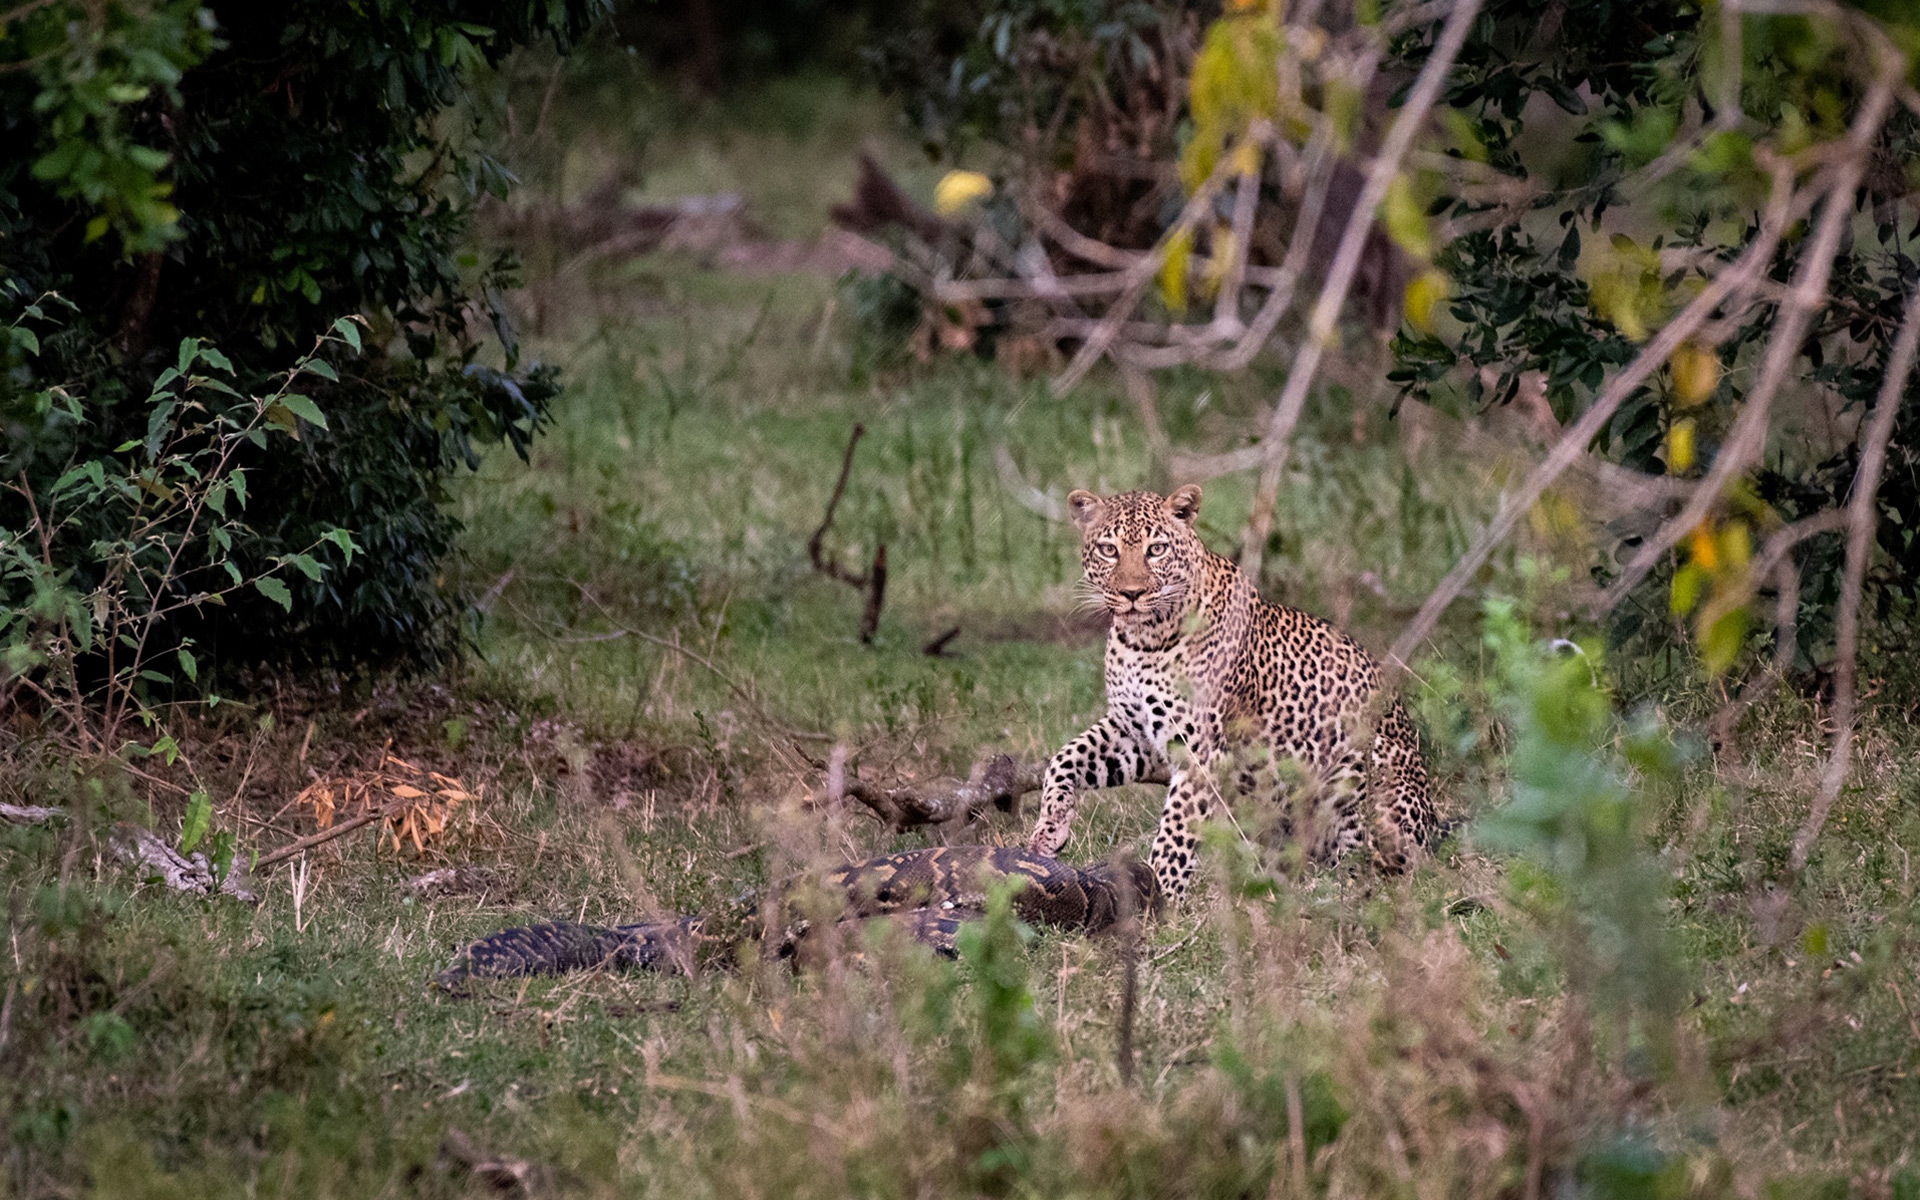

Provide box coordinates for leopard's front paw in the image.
[1027,821,1068,857]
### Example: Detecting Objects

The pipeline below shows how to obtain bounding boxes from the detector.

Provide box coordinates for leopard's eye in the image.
[1096,542,1120,559]
[1145,542,1169,559]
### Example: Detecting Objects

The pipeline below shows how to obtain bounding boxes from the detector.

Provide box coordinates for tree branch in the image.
[1237,0,1483,575]
[1784,278,1920,879]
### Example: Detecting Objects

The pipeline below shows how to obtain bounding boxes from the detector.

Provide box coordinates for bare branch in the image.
[1785,279,1920,877]
[1051,149,1244,396]
[1238,0,1484,575]
[808,423,871,588]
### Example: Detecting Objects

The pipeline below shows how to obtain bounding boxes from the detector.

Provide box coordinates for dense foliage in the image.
[1,0,604,675]
[1389,0,1920,666]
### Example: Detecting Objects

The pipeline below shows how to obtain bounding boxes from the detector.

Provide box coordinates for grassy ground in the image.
[5,76,1920,1199]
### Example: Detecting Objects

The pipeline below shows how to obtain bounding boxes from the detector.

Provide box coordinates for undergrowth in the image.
[4,73,1920,1200]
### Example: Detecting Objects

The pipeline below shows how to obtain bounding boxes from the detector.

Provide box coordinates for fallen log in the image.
[0,803,64,825]
[832,753,1170,830]
[110,823,259,903]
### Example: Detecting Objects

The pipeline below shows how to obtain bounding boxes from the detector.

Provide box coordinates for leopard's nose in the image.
[1117,586,1149,601]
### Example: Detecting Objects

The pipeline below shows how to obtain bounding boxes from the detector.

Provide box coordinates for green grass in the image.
[7,73,1920,1200]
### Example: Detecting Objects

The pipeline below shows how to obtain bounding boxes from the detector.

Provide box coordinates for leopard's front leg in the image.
[1147,758,1219,902]
[1028,716,1160,856]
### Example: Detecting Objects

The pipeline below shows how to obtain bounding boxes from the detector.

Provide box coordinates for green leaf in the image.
[200,346,234,373]
[1700,607,1747,676]
[13,328,39,356]
[229,469,248,509]
[145,400,177,457]
[255,577,293,611]
[330,316,362,352]
[208,830,237,887]
[319,527,360,565]
[282,552,324,581]
[177,647,198,683]
[180,791,212,855]
[177,338,199,374]
[301,358,339,382]
[277,393,329,430]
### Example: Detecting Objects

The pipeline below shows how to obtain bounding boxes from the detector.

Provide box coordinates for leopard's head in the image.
[1067,485,1205,621]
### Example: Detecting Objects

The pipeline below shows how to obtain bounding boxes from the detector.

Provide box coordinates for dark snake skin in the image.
[435,846,1157,988]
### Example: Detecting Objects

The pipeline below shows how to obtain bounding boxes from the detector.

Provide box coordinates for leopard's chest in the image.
[1104,637,1202,753]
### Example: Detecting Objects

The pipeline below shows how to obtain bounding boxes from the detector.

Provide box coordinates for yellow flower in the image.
[934,170,993,216]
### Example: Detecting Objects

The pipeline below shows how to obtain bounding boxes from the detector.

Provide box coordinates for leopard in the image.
[1027,484,1437,902]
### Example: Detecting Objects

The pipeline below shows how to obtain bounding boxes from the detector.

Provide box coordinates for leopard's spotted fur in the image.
[1029,485,1437,900]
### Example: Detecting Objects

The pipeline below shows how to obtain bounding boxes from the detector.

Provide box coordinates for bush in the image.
[1,0,602,675]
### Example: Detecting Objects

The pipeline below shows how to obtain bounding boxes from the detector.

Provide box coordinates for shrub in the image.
[1,0,603,674]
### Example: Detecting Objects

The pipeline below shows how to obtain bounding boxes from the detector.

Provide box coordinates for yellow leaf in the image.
[1584,235,1666,341]
[1403,269,1449,335]
[1687,522,1720,571]
[1667,418,1695,473]
[1322,78,1361,155]
[1160,227,1194,314]
[1201,222,1235,300]
[1718,519,1751,569]
[1229,138,1264,178]
[1669,341,1719,406]
[389,784,426,799]
[1699,606,1748,676]
[1379,174,1432,260]
[1671,563,1706,616]
[933,170,993,216]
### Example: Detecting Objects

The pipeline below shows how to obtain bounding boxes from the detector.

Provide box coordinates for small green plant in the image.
[1473,596,1692,1060]
[1,313,363,757]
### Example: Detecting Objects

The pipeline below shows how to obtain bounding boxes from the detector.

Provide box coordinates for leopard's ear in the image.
[1167,484,1202,525]
[1067,489,1104,532]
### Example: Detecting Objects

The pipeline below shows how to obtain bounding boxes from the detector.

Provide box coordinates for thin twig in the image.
[1381,156,1802,677]
[1600,68,1898,610]
[1784,278,1920,879]
[1238,0,1484,575]
[808,424,870,588]
[565,586,832,742]
[253,804,397,872]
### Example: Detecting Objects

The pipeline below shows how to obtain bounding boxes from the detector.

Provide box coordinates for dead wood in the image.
[831,753,1170,830]
[110,822,259,903]
[829,153,955,249]
[808,423,888,643]
[0,803,64,825]
[439,1127,548,1197]
[923,626,961,657]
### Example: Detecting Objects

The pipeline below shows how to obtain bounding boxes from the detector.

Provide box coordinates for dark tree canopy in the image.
[2,0,607,671]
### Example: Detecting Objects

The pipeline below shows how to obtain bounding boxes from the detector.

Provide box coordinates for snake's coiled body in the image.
[435,847,1156,988]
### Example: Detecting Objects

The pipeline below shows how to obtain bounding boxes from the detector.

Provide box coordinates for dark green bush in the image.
[1,1,604,674]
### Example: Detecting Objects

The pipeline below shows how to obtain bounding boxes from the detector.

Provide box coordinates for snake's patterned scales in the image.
[434,846,1158,988]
